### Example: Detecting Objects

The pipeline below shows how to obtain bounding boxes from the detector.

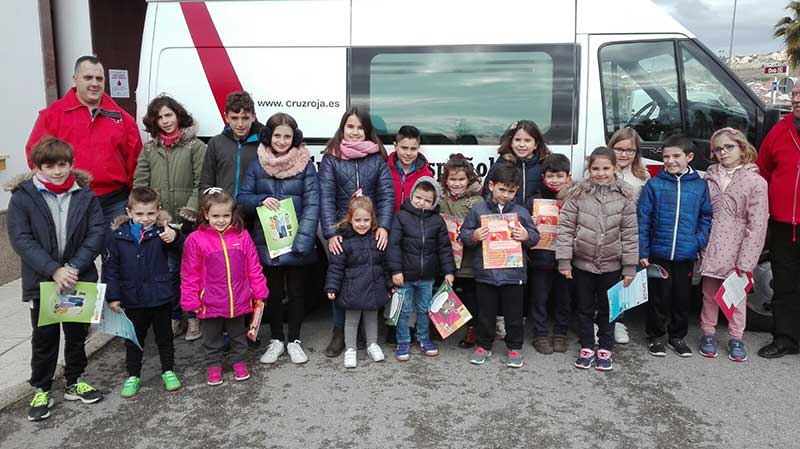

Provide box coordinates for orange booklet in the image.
[481,213,524,269]
[532,199,560,251]
[247,300,264,341]
[441,214,464,270]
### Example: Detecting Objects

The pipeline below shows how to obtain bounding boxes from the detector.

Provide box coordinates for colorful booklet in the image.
[440,214,464,270]
[481,213,523,269]
[256,199,299,259]
[531,199,560,251]
[714,271,753,321]
[607,269,649,322]
[385,289,406,326]
[248,300,265,342]
[38,282,105,326]
[428,282,472,339]
[98,300,142,350]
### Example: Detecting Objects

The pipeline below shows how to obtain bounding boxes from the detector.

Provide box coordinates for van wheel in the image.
[746,262,773,333]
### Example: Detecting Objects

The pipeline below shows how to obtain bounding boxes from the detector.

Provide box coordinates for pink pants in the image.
[700,276,746,339]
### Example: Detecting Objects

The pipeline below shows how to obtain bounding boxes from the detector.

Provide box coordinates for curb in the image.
[0,331,116,411]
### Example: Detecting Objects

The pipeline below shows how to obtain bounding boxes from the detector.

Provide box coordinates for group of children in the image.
[10,88,769,422]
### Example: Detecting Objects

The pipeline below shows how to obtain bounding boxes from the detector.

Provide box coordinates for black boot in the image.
[325,327,345,358]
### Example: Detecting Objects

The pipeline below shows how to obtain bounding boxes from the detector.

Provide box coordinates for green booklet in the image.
[256,199,299,259]
[38,282,105,326]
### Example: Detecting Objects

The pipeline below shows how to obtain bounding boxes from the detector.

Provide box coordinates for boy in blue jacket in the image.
[104,187,183,398]
[460,162,540,368]
[638,134,712,358]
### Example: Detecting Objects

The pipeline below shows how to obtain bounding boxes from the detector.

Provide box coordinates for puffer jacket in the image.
[6,170,105,302]
[638,167,713,262]
[757,112,800,226]
[199,121,264,199]
[483,153,543,207]
[387,151,434,211]
[556,178,639,277]
[699,163,769,279]
[439,181,485,278]
[134,123,207,219]
[104,212,183,308]
[324,227,390,310]
[460,199,540,286]
[318,152,394,239]
[181,225,269,319]
[387,177,456,282]
[237,144,320,266]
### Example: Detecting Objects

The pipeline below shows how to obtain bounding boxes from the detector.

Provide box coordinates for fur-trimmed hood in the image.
[443,180,482,200]
[110,210,173,231]
[4,169,93,192]
[150,122,199,147]
[561,176,632,202]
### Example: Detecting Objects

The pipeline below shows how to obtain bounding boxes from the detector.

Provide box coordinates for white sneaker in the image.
[259,339,285,364]
[496,316,506,340]
[614,322,630,344]
[286,340,309,364]
[367,343,385,362]
[344,348,357,368]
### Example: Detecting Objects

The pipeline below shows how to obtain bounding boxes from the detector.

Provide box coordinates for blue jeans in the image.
[396,279,435,344]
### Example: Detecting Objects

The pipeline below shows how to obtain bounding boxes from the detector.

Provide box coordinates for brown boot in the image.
[459,326,477,348]
[325,327,345,358]
[532,336,554,354]
[552,335,568,353]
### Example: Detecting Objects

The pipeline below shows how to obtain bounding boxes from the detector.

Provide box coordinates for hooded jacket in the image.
[699,163,769,279]
[180,225,269,319]
[439,181,485,278]
[237,144,320,267]
[757,112,800,228]
[387,151,435,211]
[637,167,713,262]
[483,153,543,207]
[199,121,264,200]
[25,88,142,196]
[104,212,183,308]
[387,177,457,282]
[134,123,207,219]
[6,170,105,302]
[325,227,391,310]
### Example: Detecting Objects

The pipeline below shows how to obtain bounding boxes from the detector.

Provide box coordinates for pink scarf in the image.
[257,143,311,179]
[160,128,183,150]
[337,140,380,160]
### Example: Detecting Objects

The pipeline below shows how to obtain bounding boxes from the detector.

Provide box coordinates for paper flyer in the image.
[428,282,472,339]
[714,271,753,321]
[481,213,523,269]
[98,301,142,350]
[248,300,265,342]
[441,214,464,270]
[531,199,560,251]
[607,270,649,322]
[256,199,299,259]
[385,289,406,326]
[38,282,105,327]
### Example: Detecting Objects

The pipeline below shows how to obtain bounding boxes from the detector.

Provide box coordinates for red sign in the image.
[764,65,788,74]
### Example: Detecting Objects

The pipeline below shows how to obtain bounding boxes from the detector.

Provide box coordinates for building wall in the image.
[53,0,93,97]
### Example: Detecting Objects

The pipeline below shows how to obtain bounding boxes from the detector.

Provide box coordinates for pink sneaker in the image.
[207,366,223,386]
[232,362,250,381]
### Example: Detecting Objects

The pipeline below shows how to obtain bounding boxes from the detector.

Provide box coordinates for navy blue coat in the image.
[104,218,183,308]
[237,157,320,266]
[638,168,713,261]
[483,155,543,208]
[387,200,456,282]
[325,228,391,310]
[318,152,394,239]
[460,200,540,286]
[7,171,105,302]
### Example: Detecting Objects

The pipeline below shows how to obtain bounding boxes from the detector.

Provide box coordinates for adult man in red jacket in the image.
[26,56,142,226]
[756,82,800,358]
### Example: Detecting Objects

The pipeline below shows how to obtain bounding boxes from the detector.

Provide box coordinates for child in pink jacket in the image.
[182,188,268,385]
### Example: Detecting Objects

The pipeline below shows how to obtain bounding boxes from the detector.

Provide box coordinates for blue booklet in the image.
[607,269,649,322]
[98,302,142,350]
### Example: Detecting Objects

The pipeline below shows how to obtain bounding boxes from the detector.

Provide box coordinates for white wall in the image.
[53,0,93,96]
[0,2,48,209]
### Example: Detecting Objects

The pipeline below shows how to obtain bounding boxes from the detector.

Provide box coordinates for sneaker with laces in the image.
[207,366,223,386]
[614,323,630,344]
[64,380,103,403]
[162,371,181,391]
[495,317,506,340]
[469,347,492,365]
[286,340,309,364]
[699,335,718,358]
[367,343,385,362]
[507,350,524,368]
[648,339,667,357]
[260,339,285,364]
[232,362,250,381]
[668,338,693,357]
[574,348,595,369]
[185,318,203,341]
[419,340,439,356]
[28,389,53,421]
[595,349,613,371]
[171,319,186,338]
[395,342,410,361]
[344,348,357,368]
[728,339,748,362]
[120,376,141,398]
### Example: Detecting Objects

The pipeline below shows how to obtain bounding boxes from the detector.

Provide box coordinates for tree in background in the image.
[775,1,800,70]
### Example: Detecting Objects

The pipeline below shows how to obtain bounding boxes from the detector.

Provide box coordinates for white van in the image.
[138,0,780,327]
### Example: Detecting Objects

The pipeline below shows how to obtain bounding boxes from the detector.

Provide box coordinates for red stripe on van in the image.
[181,2,243,122]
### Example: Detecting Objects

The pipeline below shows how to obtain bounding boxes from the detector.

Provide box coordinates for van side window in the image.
[351,45,577,145]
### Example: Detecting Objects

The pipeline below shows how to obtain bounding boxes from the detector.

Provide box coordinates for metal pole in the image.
[728,0,738,62]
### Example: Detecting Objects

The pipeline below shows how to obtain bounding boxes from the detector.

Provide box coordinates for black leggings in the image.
[265,266,305,342]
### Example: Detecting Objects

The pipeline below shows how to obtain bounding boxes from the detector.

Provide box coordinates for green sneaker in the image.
[28,389,53,421]
[161,370,182,391]
[120,376,141,398]
[64,380,103,404]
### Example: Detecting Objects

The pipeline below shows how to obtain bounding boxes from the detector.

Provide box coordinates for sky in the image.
[654,0,791,56]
